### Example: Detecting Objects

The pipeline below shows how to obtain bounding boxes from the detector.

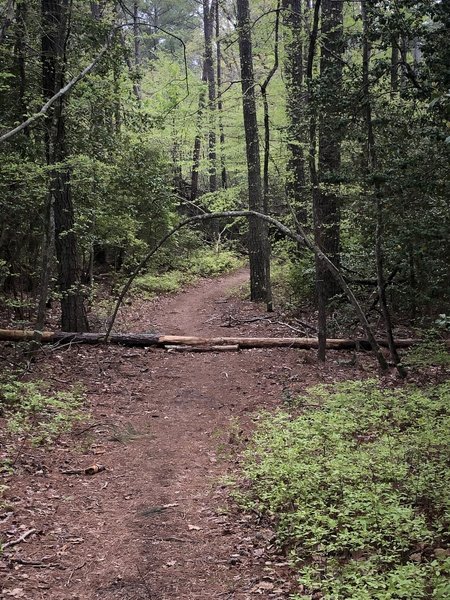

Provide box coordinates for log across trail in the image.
[0,329,437,350]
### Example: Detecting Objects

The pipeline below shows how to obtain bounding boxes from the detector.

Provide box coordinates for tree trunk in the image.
[14,0,27,125]
[215,1,227,189]
[261,1,280,208]
[203,0,217,192]
[317,0,343,303]
[190,65,207,200]
[282,0,307,228]
[305,0,325,360]
[391,36,399,94]
[236,0,270,303]
[42,0,88,332]
[0,0,15,44]
[361,1,403,376]
[132,0,142,102]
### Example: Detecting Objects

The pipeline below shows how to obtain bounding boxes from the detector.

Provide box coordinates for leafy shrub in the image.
[134,271,186,295]
[240,380,450,599]
[186,249,242,277]
[270,242,316,307]
[134,249,242,296]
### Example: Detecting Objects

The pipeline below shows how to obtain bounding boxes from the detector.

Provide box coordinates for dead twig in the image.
[136,565,153,599]
[7,557,60,569]
[2,528,36,549]
[222,314,317,334]
[221,315,273,327]
[72,422,113,437]
[66,560,86,587]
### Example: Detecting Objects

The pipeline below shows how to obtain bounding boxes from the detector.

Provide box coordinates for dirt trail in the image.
[151,268,250,336]
[1,269,364,599]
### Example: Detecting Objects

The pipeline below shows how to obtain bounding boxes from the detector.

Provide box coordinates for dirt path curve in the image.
[151,268,250,336]
[1,269,357,600]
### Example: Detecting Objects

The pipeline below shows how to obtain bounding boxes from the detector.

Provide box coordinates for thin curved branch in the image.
[0,11,191,144]
[106,211,388,370]
[0,36,111,144]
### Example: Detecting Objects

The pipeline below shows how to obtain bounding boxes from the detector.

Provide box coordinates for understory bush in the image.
[134,248,242,296]
[240,380,450,599]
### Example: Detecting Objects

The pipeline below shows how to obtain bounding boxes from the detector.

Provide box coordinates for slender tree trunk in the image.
[215,1,227,189]
[14,0,27,125]
[203,0,217,192]
[191,64,207,200]
[41,0,88,332]
[261,0,280,207]
[282,0,307,227]
[236,0,270,304]
[90,2,101,20]
[391,36,399,94]
[35,199,55,331]
[0,0,15,44]
[305,0,326,360]
[317,0,343,303]
[361,1,404,376]
[132,0,142,102]
[260,1,281,313]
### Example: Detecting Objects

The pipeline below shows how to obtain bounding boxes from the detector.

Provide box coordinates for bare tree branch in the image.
[106,210,388,370]
[0,32,113,144]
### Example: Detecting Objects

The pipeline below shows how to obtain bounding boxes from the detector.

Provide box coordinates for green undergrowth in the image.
[0,374,85,449]
[404,333,450,369]
[239,380,450,599]
[134,248,243,296]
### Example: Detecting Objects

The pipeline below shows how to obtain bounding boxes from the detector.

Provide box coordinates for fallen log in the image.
[0,329,445,350]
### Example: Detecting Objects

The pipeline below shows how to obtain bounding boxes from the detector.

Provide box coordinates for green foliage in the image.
[135,270,185,295]
[186,248,243,277]
[271,242,316,307]
[240,380,450,599]
[0,376,85,446]
[404,333,450,368]
[134,248,243,296]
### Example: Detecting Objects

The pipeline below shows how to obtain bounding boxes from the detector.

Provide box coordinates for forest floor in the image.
[0,268,380,600]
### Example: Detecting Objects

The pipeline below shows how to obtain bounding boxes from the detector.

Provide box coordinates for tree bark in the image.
[190,65,207,200]
[215,1,227,189]
[41,0,88,332]
[132,0,142,102]
[203,0,217,192]
[236,0,270,304]
[0,0,15,44]
[305,0,326,360]
[391,36,399,94]
[317,0,343,303]
[261,1,280,208]
[14,0,27,125]
[282,0,307,227]
[361,1,403,376]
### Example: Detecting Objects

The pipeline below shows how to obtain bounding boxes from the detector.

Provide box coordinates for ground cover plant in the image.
[0,374,85,459]
[240,380,450,599]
